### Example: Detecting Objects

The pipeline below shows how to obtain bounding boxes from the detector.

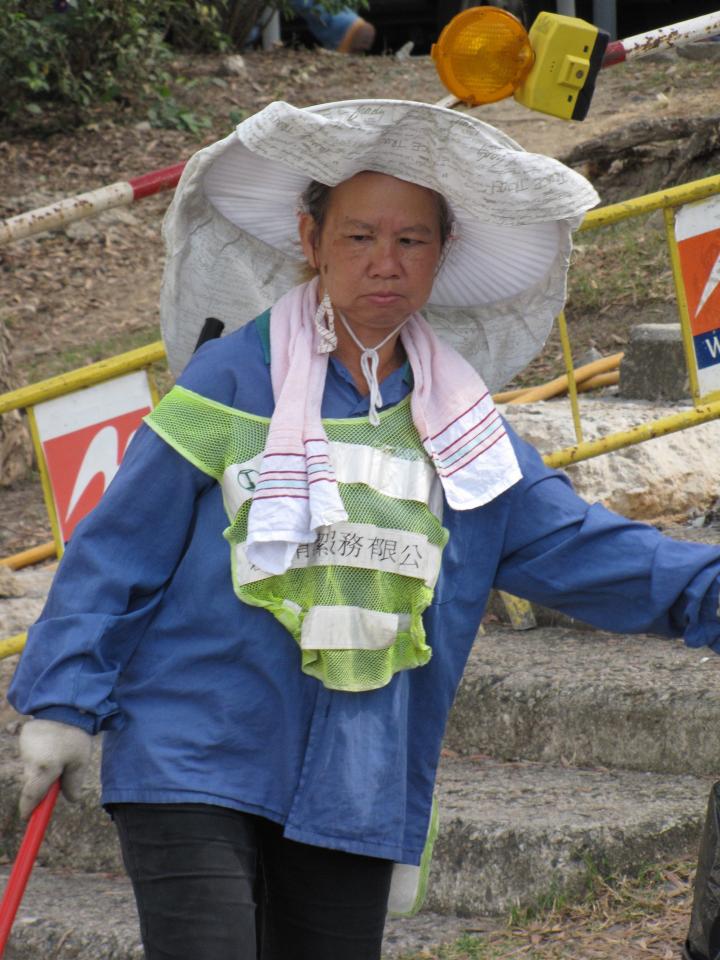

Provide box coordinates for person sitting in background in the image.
[249,0,375,53]
[290,0,375,52]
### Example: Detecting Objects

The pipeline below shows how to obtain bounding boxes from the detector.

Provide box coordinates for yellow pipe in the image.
[495,368,620,405]
[0,541,57,570]
[576,371,619,392]
[0,633,27,660]
[493,385,532,403]
[0,341,166,416]
[580,173,720,232]
[544,399,720,469]
[510,353,624,404]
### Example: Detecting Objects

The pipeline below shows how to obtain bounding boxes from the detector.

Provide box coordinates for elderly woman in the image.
[9,100,720,960]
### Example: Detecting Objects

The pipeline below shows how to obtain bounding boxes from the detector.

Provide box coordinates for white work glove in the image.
[18,719,93,819]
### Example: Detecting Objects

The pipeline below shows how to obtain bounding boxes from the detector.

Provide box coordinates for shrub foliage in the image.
[1,0,172,128]
[0,0,349,132]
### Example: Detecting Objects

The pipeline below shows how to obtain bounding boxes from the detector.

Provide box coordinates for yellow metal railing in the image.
[546,397,720,469]
[578,174,720,232]
[0,635,27,661]
[550,172,720,449]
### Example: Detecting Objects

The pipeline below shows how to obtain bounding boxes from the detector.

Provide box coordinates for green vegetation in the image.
[393,935,506,959]
[0,1,170,129]
[0,0,352,134]
[21,328,162,383]
[512,211,678,390]
[570,215,674,316]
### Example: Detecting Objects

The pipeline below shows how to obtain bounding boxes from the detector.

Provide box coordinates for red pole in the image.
[0,780,60,957]
[129,162,187,201]
[602,39,626,66]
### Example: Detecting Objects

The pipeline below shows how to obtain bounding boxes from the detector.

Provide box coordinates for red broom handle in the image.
[0,779,60,956]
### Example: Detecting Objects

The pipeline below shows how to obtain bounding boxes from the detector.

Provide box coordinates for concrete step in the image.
[429,755,711,916]
[0,865,481,959]
[0,868,142,960]
[446,624,720,776]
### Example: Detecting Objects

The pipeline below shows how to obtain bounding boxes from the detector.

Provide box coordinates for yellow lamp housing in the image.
[431,6,535,106]
[513,12,609,120]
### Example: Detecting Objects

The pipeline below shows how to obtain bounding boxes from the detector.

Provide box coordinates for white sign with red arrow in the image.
[32,371,153,543]
[675,194,720,401]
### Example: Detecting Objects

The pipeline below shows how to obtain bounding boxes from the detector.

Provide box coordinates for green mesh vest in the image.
[146,385,449,692]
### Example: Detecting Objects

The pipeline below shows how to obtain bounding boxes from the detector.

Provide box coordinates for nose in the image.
[368,238,401,278]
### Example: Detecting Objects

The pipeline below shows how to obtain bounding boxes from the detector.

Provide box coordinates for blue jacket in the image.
[9,319,720,865]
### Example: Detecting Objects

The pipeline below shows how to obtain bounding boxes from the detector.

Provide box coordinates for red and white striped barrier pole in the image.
[603,10,720,67]
[0,161,186,246]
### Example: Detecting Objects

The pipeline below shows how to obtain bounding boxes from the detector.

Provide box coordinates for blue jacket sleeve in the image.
[494,426,720,650]
[7,329,269,733]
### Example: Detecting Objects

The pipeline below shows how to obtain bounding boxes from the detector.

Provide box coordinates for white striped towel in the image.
[245,278,522,575]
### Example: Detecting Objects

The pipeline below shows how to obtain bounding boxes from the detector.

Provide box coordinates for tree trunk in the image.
[558,114,720,166]
[0,321,33,487]
[227,0,273,47]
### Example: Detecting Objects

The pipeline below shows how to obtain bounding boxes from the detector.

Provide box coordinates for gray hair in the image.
[300,179,455,246]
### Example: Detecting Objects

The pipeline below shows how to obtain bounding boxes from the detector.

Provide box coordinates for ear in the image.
[298,213,320,269]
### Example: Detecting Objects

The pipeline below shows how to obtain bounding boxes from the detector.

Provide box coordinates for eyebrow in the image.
[341,218,435,236]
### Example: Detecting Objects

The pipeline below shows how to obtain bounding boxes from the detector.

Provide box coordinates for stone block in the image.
[428,756,710,916]
[619,323,689,401]
[503,397,720,520]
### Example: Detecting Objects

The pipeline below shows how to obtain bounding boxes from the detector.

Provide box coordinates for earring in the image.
[314,292,337,354]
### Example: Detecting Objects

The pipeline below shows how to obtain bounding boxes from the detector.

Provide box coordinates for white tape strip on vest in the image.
[299,606,412,650]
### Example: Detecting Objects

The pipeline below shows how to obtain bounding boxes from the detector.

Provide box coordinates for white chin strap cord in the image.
[337,311,410,427]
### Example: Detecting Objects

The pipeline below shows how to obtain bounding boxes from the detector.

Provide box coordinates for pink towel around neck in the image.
[245,279,521,575]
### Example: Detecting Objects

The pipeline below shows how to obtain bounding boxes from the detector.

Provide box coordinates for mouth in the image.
[365,292,403,305]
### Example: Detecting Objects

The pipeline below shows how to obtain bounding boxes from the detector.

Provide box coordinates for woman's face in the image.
[298,172,444,335]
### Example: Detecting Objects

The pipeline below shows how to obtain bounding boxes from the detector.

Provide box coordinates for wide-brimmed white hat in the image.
[161,99,599,388]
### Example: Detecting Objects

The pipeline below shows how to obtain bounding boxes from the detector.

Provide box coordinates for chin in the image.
[355,302,415,325]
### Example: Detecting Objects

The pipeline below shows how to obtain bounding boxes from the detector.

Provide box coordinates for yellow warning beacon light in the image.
[432,8,607,120]
[430,7,535,106]
[433,8,720,122]
[431,6,535,106]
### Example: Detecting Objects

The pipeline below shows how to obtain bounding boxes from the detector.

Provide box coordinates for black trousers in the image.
[111,803,393,960]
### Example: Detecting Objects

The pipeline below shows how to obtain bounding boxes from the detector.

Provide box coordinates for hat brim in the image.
[161,99,599,386]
